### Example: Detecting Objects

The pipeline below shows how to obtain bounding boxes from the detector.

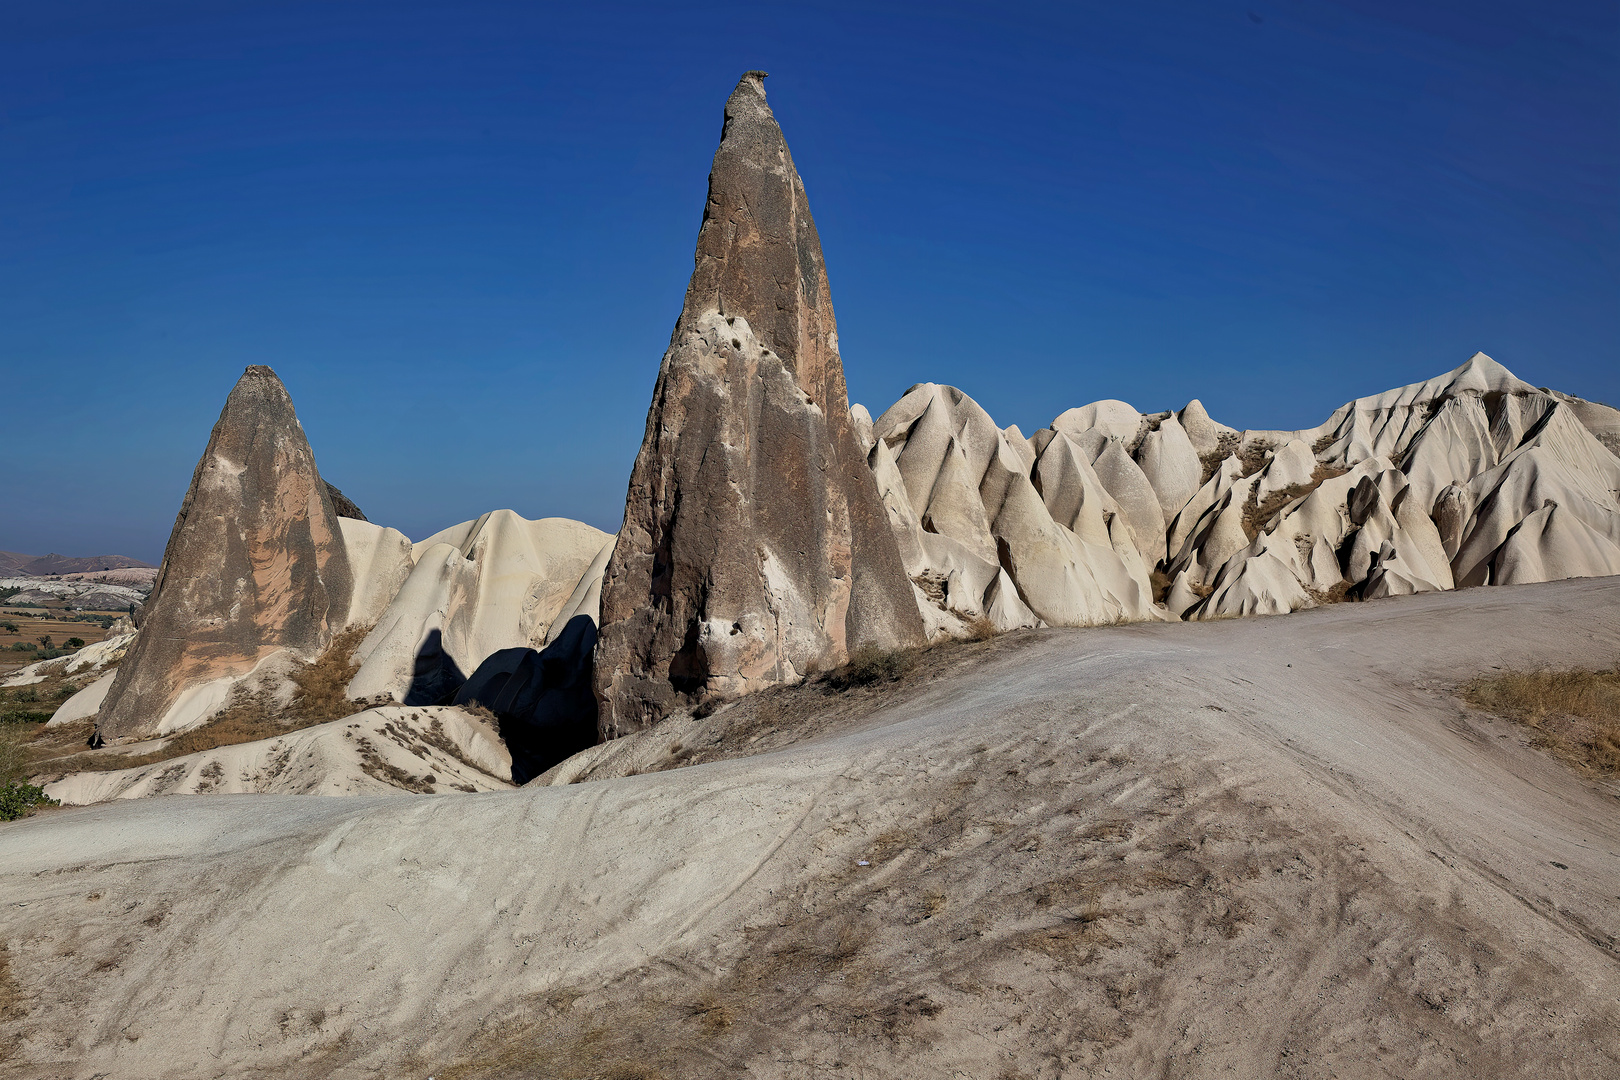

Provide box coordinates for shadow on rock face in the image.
[405,629,467,707]
[453,615,601,783]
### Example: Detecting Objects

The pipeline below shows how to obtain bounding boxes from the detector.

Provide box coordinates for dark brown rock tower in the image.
[593,72,925,736]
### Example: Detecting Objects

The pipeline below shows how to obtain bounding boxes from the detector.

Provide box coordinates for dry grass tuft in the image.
[0,728,26,790]
[963,615,996,642]
[824,646,915,691]
[1149,568,1174,606]
[1463,667,1620,774]
[685,992,734,1036]
[1306,580,1354,606]
[286,625,371,724]
[0,940,23,1025]
[0,940,21,1065]
[1237,441,1274,478]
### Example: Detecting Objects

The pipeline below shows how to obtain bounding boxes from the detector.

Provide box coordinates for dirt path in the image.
[1,577,1616,1078]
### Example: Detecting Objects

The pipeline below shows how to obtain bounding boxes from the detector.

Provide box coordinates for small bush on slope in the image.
[0,728,54,821]
[0,782,53,822]
[1464,667,1620,774]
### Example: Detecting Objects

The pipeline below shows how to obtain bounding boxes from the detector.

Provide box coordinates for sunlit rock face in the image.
[864,353,1620,632]
[96,366,353,743]
[594,72,924,737]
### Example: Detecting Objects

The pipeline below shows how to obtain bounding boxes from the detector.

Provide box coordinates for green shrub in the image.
[0,782,54,822]
[65,637,85,649]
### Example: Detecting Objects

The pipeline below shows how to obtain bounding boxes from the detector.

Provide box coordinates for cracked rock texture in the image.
[594,72,923,736]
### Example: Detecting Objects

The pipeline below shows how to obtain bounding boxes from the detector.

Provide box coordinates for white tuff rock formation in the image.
[346,510,614,706]
[864,354,1620,632]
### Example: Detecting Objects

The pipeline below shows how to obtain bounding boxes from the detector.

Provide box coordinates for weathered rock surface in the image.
[593,72,924,736]
[871,383,1157,633]
[323,481,368,521]
[337,518,415,631]
[347,510,613,707]
[866,353,1620,628]
[95,366,354,743]
[452,613,600,783]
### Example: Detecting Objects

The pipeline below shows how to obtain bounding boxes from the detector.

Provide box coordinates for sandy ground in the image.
[0,577,1617,1079]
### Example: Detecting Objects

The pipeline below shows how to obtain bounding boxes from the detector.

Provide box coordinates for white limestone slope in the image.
[42,705,513,805]
[862,353,1620,630]
[4,632,134,691]
[0,577,149,611]
[347,510,615,703]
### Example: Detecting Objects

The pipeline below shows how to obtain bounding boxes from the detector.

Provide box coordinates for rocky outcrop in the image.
[870,383,1154,633]
[323,482,368,521]
[593,72,925,736]
[346,510,613,707]
[865,353,1620,629]
[452,614,600,783]
[1174,353,1620,614]
[95,367,353,743]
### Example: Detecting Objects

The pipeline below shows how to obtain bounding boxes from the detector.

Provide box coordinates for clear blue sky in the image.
[3,0,1615,562]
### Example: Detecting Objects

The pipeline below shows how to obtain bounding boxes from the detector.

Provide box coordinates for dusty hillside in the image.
[0,577,1616,1079]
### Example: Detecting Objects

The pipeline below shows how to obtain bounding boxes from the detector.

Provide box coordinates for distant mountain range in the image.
[0,551,156,577]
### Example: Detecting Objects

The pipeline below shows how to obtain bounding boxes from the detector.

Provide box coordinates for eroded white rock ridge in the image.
[864,353,1620,632]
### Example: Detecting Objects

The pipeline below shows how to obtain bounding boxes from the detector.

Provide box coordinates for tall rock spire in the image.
[594,72,925,736]
[96,366,353,742]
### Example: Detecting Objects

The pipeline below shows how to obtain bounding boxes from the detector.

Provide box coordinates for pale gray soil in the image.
[1,577,1617,1079]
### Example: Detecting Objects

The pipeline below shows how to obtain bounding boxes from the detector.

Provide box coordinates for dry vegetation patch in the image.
[1463,666,1620,773]
[0,941,21,1064]
[1241,464,1348,542]
[823,645,915,691]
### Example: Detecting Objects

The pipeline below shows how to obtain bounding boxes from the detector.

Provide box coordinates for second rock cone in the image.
[96,366,353,742]
[594,72,925,736]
